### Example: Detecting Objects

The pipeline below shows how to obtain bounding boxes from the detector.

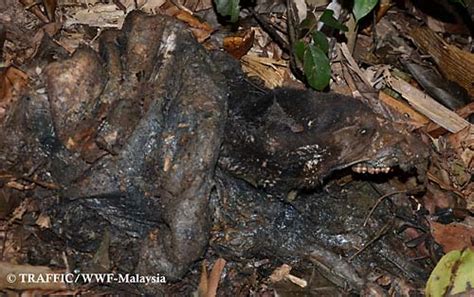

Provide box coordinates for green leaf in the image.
[319,9,348,31]
[426,249,474,297]
[214,0,240,23]
[294,40,306,62]
[353,0,378,22]
[303,44,330,91]
[299,13,317,31]
[452,249,474,295]
[426,250,460,297]
[311,31,329,54]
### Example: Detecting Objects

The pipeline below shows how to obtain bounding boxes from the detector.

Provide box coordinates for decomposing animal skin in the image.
[220,78,429,198]
[1,11,228,282]
[0,11,430,294]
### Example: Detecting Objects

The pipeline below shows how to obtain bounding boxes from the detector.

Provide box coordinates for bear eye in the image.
[359,128,367,135]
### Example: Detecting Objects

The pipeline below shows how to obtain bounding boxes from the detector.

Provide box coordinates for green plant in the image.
[353,0,379,21]
[213,0,381,90]
[214,0,240,23]
[426,248,474,297]
[296,0,379,90]
[296,9,348,90]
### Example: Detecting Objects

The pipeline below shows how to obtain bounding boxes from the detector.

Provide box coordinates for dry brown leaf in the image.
[244,23,286,60]
[197,260,208,297]
[137,0,167,13]
[164,7,214,42]
[0,66,28,121]
[63,4,126,28]
[207,258,226,297]
[427,170,462,195]
[197,259,226,297]
[447,125,474,171]
[241,54,288,89]
[189,27,213,43]
[30,22,63,58]
[0,67,28,98]
[378,91,429,127]
[223,29,255,59]
[430,220,474,253]
[181,0,212,11]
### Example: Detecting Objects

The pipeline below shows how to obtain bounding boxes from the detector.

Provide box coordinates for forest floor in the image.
[0,0,473,296]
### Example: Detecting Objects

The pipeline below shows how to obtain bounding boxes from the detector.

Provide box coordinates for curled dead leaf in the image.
[223,29,255,59]
[0,66,28,121]
[161,2,214,42]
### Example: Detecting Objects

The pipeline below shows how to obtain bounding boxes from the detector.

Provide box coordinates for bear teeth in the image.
[352,164,391,174]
